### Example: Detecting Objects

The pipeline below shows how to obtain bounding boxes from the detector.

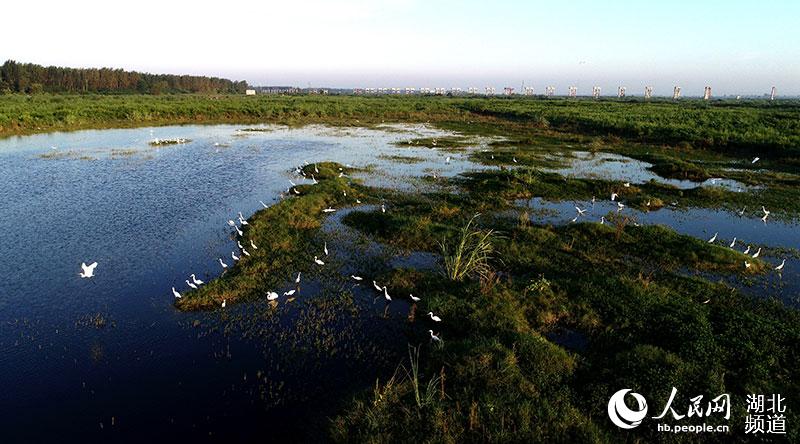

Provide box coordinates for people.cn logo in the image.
[608,389,649,429]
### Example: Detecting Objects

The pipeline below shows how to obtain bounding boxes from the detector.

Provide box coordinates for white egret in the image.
[250,240,258,250]
[232,251,240,261]
[324,242,328,256]
[79,262,98,278]
[323,208,336,213]
[259,200,269,208]
[186,280,198,290]
[351,275,363,281]
[410,294,421,302]
[289,179,297,187]
[745,261,752,269]
[703,298,711,304]
[295,272,301,284]
[311,175,318,184]
[708,233,718,243]
[356,199,362,204]
[737,207,746,217]
[237,240,244,250]
[743,246,751,255]
[729,238,737,248]
[445,156,451,164]
[623,182,630,188]
[241,248,251,257]
[238,212,249,225]
[267,292,279,301]
[227,220,236,227]
[752,248,761,258]
[293,188,300,195]
[234,226,243,236]
[429,330,442,342]
[372,280,382,291]
[221,299,226,308]
[616,202,625,211]
[752,157,760,164]
[611,193,618,201]
[383,286,392,301]
[314,164,319,173]
[512,157,518,163]
[575,206,587,216]
[284,289,296,296]
[600,216,606,225]
[381,204,386,213]
[314,256,325,266]
[570,216,578,223]
[219,258,228,269]
[191,274,204,285]
[775,259,786,271]
[172,287,182,298]
[427,312,442,322]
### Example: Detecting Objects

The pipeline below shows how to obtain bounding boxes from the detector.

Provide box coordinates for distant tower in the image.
[617,86,626,98]
[545,86,555,97]
[770,86,776,101]
[703,86,712,100]
[503,87,515,96]
[644,86,654,99]
[592,86,601,98]
[568,86,577,97]
[673,86,681,100]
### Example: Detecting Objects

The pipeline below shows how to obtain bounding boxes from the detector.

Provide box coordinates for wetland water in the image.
[0,123,797,441]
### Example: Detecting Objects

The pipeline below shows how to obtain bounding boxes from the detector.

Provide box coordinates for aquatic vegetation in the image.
[439,214,496,281]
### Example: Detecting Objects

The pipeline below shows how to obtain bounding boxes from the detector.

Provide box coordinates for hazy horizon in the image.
[3,0,798,96]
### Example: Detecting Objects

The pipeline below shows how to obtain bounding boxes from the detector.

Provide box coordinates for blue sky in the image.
[3,0,798,95]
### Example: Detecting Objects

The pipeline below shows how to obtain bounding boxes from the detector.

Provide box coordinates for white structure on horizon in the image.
[673,86,681,100]
[485,86,496,96]
[644,86,654,99]
[545,86,555,97]
[592,86,601,99]
[468,87,479,94]
[568,86,577,97]
[245,89,256,96]
[503,87,515,96]
[618,86,626,98]
[703,86,712,100]
[523,86,535,95]
[770,86,776,100]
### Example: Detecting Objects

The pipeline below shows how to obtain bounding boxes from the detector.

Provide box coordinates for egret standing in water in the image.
[231,251,240,261]
[383,286,392,302]
[219,258,228,269]
[259,200,269,208]
[295,272,301,284]
[775,259,786,271]
[79,262,98,278]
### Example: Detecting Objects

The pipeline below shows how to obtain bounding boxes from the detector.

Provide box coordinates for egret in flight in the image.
[575,206,587,216]
[79,262,98,278]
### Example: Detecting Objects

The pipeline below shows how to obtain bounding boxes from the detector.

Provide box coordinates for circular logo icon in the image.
[608,389,648,429]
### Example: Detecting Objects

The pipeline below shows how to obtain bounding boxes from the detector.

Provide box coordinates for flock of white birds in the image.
[77,149,786,343]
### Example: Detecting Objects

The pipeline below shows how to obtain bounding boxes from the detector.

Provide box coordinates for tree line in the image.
[0,60,248,94]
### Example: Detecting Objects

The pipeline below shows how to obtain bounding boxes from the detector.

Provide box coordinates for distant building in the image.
[568,86,577,97]
[770,86,776,100]
[545,86,555,97]
[703,86,712,100]
[644,86,654,99]
[255,86,300,94]
[673,86,681,100]
[618,86,626,98]
[592,86,601,99]
[245,89,256,95]
[503,87,515,96]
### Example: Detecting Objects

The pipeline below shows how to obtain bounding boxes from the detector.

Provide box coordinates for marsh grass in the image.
[439,214,497,282]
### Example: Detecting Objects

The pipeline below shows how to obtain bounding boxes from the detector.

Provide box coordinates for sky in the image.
[2,0,799,96]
